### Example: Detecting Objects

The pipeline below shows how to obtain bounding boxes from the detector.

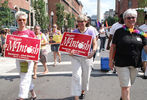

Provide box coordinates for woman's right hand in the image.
[109,60,114,70]
[69,50,74,56]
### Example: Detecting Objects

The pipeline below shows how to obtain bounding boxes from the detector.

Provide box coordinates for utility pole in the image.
[97,0,100,21]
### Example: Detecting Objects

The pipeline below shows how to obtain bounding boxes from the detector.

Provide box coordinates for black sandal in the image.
[79,94,85,99]
[29,96,36,100]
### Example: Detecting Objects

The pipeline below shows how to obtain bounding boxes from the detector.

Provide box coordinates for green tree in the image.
[33,0,49,30]
[0,0,14,28]
[66,13,75,31]
[138,0,147,8]
[104,16,118,27]
[56,3,64,30]
[137,0,147,25]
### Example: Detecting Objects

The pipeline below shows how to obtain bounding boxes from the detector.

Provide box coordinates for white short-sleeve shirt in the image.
[139,24,147,33]
[88,25,99,36]
[110,22,123,35]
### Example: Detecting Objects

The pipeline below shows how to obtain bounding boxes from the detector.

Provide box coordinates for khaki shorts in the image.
[115,66,138,87]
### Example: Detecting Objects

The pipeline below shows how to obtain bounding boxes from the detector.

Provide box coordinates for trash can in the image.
[101,57,110,72]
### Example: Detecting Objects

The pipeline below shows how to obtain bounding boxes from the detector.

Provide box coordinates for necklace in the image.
[123,25,147,38]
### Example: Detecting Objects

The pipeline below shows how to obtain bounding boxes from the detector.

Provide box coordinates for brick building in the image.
[0,0,31,26]
[0,0,49,28]
[115,0,146,25]
[1,0,82,29]
[48,0,83,26]
[115,0,138,15]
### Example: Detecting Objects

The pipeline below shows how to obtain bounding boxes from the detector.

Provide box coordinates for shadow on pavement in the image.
[91,69,117,77]
[37,96,74,100]
[0,75,19,81]
[0,69,119,81]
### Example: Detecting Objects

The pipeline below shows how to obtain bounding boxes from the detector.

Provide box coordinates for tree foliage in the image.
[56,3,64,30]
[33,0,49,30]
[66,14,75,29]
[104,16,118,27]
[138,0,147,8]
[0,0,14,28]
[137,0,147,25]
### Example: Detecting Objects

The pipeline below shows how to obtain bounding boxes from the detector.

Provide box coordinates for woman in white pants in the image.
[13,11,36,100]
[16,60,35,99]
[70,15,97,100]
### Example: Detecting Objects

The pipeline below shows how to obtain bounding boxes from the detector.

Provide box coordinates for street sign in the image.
[4,35,41,61]
[59,32,92,57]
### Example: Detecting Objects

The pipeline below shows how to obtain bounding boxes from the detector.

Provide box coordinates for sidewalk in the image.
[0,55,16,75]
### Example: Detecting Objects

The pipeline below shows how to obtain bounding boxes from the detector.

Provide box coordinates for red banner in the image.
[59,32,92,57]
[4,35,41,61]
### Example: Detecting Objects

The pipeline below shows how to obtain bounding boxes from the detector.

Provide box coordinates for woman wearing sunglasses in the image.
[13,11,36,100]
[70,15,97,100]
[109,9,147,100]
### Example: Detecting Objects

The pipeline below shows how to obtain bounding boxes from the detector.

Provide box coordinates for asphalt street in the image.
[0,40,147,100]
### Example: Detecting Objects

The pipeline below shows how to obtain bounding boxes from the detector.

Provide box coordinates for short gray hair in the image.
[15,11,28,20]
[77,14,88,21]
[123,9,137,19]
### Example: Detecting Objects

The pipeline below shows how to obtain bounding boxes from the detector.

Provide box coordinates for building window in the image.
[30,0,33,6]
[46,3,48,13]
[31,13,33,26]
[128,0,132,8]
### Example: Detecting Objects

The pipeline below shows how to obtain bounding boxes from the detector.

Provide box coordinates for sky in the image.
[78,0,115,20]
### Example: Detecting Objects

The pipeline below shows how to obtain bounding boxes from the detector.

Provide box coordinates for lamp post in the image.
[144,7,147,14]
[50,11,54,29]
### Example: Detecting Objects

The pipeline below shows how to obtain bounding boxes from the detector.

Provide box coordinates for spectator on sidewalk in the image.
[0,29,6,57]
[109,9,147,100]
[13,11,36,100]
[139,14,147,79]
[33,25,49,79]
[70,14,97,100]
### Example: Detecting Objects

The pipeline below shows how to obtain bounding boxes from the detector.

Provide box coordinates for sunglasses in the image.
[18,19,26,21]
[77,21,85,23]
[126,17,135,20]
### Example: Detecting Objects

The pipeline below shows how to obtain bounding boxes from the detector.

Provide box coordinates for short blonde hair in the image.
[53,24,57,27]
[77,14,88,21]
[123,9,137,19]
[15,11,28,20]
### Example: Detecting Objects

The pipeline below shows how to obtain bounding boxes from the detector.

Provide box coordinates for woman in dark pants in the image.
[99,24,107,52]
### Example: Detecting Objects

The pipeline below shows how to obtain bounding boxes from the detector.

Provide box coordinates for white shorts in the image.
[115,66,138,87]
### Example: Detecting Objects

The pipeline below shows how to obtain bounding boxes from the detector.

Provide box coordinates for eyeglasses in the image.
[77,21,85,23]
[53,26,56,28]
[18,19,26,21]
[126,17,136,20]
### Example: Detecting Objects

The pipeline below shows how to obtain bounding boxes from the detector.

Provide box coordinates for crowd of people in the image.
[0,8,147,100]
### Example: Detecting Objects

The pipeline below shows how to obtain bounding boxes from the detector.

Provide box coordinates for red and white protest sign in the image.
[4,35,41,61]
[59,32,92,57]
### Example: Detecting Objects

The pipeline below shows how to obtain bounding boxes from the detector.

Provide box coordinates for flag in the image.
[105,20,108,27]
[96,19,101,29]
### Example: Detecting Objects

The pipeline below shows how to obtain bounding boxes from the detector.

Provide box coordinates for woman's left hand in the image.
[87,51,95,59]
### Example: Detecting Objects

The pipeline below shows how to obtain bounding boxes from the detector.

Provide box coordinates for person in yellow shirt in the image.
[33,25,49,79]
